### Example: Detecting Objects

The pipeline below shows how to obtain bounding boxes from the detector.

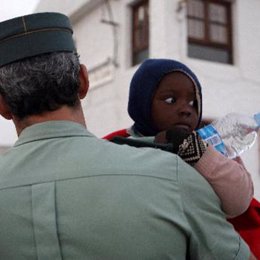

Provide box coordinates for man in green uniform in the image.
[0,12,255,259]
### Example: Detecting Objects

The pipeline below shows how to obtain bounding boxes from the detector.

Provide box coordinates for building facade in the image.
[34,0,260,198]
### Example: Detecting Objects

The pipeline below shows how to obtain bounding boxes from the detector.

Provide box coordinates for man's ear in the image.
[0,95,12,120]
[78,64,89,99]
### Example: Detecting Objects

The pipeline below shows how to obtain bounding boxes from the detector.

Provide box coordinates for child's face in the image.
[151,72,199,133]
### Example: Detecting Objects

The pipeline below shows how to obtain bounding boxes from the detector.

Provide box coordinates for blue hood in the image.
[128,58,203,136]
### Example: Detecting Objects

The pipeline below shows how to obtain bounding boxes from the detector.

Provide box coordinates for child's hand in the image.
[154,128,191,154]
[158,128,208,165]
[177,131,208,165]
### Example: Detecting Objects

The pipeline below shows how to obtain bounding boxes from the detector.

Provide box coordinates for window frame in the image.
[131,0,149,66]
[187,0,233,64]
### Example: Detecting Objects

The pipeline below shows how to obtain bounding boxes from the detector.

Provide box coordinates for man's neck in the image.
[13,105,87,136]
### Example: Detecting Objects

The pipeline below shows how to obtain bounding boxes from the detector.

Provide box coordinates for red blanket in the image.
[229,198,260,259]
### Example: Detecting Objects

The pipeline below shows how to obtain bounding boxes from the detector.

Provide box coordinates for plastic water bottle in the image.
[197,112,260,159]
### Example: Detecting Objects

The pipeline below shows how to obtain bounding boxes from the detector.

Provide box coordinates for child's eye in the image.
[189,100,197,107]
[165,97,176,104]
[189,100,194,106]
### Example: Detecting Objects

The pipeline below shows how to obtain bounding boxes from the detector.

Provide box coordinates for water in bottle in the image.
[197,112,260,159]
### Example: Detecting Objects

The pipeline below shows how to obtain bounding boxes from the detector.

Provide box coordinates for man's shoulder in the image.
[95,137,202,182]
[0,133,203,192]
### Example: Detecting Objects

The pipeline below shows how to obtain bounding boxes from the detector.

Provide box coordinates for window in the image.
[131,0,149,66]
[187,0,233,64]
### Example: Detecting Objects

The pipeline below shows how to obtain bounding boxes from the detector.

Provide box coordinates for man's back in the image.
[0,121,249,259]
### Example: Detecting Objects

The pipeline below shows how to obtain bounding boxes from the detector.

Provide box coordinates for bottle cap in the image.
[254,113,260,127]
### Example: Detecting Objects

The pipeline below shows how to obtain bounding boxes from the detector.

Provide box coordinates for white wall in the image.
[36,0,89,17]
[0,118,17,146]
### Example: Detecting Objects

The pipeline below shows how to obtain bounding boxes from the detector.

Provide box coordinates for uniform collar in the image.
[14,120,94,147]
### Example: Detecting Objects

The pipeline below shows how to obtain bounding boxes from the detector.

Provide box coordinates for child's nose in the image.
[178,102,193,117]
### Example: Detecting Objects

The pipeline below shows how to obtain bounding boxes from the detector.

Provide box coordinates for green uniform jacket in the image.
[0,121,249,260]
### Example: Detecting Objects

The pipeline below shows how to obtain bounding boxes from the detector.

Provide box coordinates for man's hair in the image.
[0,52,81,119]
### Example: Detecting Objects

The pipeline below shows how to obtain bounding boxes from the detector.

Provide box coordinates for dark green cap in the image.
[0,12,75,67]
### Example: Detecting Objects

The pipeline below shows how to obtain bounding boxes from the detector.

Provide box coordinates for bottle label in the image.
[254,113,260,128]
[197,124,228,157]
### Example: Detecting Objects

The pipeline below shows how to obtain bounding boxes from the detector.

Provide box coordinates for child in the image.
[103,58,260,258]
